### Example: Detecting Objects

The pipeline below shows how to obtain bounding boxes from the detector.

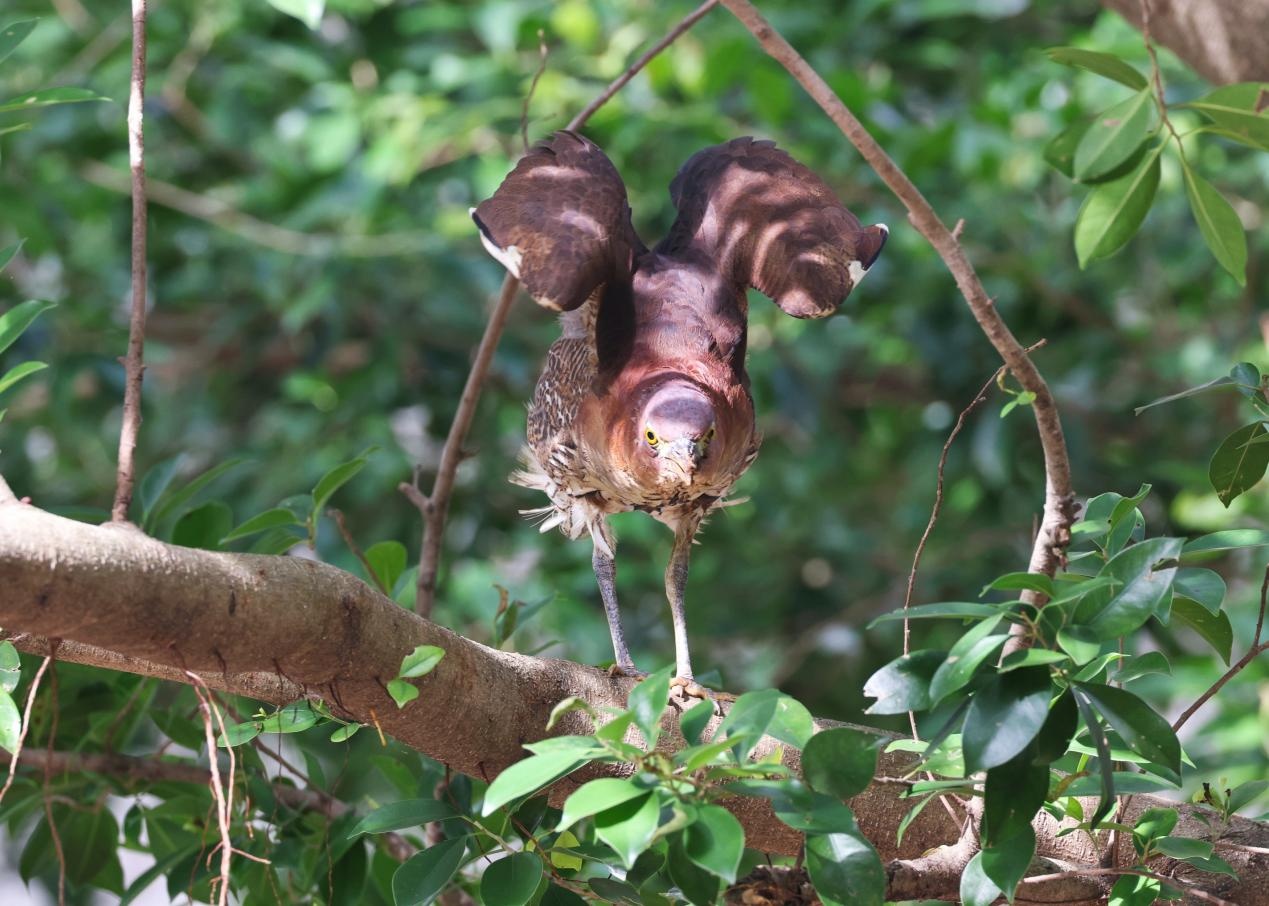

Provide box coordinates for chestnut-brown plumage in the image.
[473,131,886,684]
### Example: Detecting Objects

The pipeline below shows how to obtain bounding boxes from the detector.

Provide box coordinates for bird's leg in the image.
[665,519,709,700]
[592,522,637,676]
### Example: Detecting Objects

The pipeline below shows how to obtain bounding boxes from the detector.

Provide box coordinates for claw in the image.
[608,663,647,681]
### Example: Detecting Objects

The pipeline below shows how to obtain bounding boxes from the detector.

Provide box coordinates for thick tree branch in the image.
[111,0,148,523]
[406,0,719,618]
[2,498,1266,902]
[718,0,1078,599]
[1101,0,1269,85]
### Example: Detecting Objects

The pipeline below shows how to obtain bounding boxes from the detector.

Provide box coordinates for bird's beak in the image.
[663,438,701,482]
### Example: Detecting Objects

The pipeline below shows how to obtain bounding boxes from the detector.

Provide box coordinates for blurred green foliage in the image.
[0,0,1267,898]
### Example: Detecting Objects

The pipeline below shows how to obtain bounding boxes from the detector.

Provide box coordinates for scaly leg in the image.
[665,518,705,694]
[592,520,636,674]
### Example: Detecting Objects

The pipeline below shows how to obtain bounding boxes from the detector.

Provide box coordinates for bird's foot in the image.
[607,663,647,681]
[669,675,736,716]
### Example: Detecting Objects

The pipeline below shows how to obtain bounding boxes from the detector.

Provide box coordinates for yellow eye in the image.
[703,426,716,443]
[644,428,659,446]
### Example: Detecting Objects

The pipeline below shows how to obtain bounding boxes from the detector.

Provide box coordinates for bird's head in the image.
[636,382,717,486]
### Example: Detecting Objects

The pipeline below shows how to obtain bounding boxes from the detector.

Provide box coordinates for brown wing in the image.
[472,131,644,312]
[660,137,887,319]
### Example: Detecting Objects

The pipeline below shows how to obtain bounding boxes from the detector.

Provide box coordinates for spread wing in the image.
[472,131,645,312]
[661,137,887,319]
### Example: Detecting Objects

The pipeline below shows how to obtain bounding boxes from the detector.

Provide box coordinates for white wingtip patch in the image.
[848,259,868,286]
[877,223,889,236]
[478,231,523,279]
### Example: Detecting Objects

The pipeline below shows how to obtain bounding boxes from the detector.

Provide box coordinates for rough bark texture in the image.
[1103,0,1269,84]
[2,499,1267,902]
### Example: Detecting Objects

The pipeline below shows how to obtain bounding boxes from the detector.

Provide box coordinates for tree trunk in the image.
[1102,0,1269,84]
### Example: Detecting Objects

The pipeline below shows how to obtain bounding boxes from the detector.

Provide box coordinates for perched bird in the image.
[473,132,886,690]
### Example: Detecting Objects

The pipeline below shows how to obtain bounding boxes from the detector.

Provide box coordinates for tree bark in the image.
[1102,0,1269,84]
[2,499,1266,902]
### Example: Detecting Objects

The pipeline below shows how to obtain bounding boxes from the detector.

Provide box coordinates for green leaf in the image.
[266,0,326,29]
[0,20,38,66]
[983,750,1049,846]
[714,688,783,756]
[0,300,55,356]
[1184,82,1269,151]
[482,751,590,816]
[1171,597,1233,665]
[481,851,543,906]
[1072,690,1116,829]
[1182,164,1247,285]
[679,699,713,746]
[0,689,20,752]
[1184,854,1237,877]
[1183,529,1269,556]
[802,727,881,800]
[1132,806,1179,852]
[0,86,107,113]
[929,618,1007,704]
[742,779,860,834]
[259,700,319,734]
[545,696,596,732]
[594,791,660,867]
[387,679,419,708]
[392,836,467,906]
[216,720,261,747]
[365,540,407,593]
[1064,771,1176,797]
[348,799,456,837]
[1228,779,1269,813]
[1173,568,1226,614]
[767,694,816,749]
[1000,648,1070,671]
[331,723,360,742]
[1154,835,1213,860]
[0,239,24,274]
[1114,651,1172,683]
[1209,422,1269,506]
[399,645,445,679]
[1044,47,1148,89]
[960,852,1003,906]
[1032,689,1079,764]
[627,665,673,748]
[1134,375,1240,414]
[983,572,1055,598]
[1075,537,1183,640]
[684,804,744,883]
[1073,682,1181,782]
[119,844,201,906]
[862,649,945,715]
[0,640,20,693]
[804,831,884,906]
[557,778,650,831]
[0,360,46,397]
[982,823,1035,901]
[221,506,302,543]
[1044,118,1091,178]
[1110,873,1162,906]
[311,446,377,518]
[1074,147,1160,266]
[667,835,721,906]
[172,501,233,551]
[1073,88,1156,181]
[146,457,249,530]
[867,602,1010,625]
[963,667,1053,772]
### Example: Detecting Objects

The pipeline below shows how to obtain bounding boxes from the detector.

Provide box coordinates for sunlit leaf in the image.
[1182,163,1247,285]
[0,86,108,113]
[0,19,38,66]
[963,667,1052,772]
[1044,47,1148,89]
[1074,682,1180,782]
[399,645,445,679]
[804,831,884,906]
[0,300,55,357]
[348,799,455,837]
[1208,422,1269,506]
[1074,147,1160,266]
[1073,88,1155,181]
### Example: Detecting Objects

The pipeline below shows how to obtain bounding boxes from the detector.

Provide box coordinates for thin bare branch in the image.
[188,674,232,906]
[111,0,149,523]
[718,0,1077,596]
[1173,639,1269,733]
[521,30,549,153]
[408,0,720,618]
[0,654,53,806]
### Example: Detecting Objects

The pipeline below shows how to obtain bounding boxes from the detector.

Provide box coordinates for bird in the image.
[472,131,887,692]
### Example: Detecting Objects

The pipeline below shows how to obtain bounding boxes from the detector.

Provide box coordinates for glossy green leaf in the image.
[0,300,55,356]
[930,619,1007,705]
[983,750,1048,845]
[1183,529,1269,556]
[963,667,1053,773]
[1110,873,1162,906]
[715,687,782,756]
[216,719,261,747]
[0,689,20,752]
[1173,568,1226,614]
[259,700,319,734]
[312,446,377,516]
[1209,422,1269,506]
[862,649,945,715]
[1154,835,1213,860]
[481,852,543,906]
[982,823,1035,900]
[330,723,360,742]
[365,540,407,593]
[0,360,46,397]
[802,727,881,800]
[349,799,456,837]
[867,602,1007,625]
[1171,597,1233,665]
[1132,806,1179,853]
[0,86,107,113]
[1074,682,1180,782]
[482,751,589,815]
[0,20,38,66]
[1134,374,1241,414]
[1064,771,1176,797]
[399,645,445,679]
[1000,648,1069,671]
[679,699,713,746]
[1074,147,1160,266]
[684,804,744,882]
[0,239,24,274]
[1228,780,1269,813]
[1044,47,1148,89]
[1032,689,1078,764]
[627,665,673,748]
[267,0,326,29]
[666,835,721,906]
[1182,164,1247,285]
[767,694,816,749]
[1073,88,1155,181]
[1072,689,1116,828]
[1114,651,1172,683]
[221,507,301,542]
[983,572,1055,598]
[392,836,467,906]
[1184,82,1269,150]
[960,852,1003,906]
[172,501,233,551]
[1043,118,1091,177]
[804,831,884,906]
[119,844,201,906]
[387,679,419,708]
[594,791,660,867]
[1076,537,1183,640]
[147,457,249,530]
[0,640,20,693]
[745,780,860,834]
[557,778,649,831]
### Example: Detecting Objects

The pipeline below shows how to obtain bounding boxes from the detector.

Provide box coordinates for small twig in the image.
[43,659,67,906]
[329,508,387,594]
[1173,639,1269,733]
[1138,0,1185,151]
[718,0,1076,597]
[406,0,720,619]
[187,673,233,906]
[521,30,549,153]
[1254,563,1268,648]
[0,655,54,806]
[1021,866,1236,906]
[112,0,149,523]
